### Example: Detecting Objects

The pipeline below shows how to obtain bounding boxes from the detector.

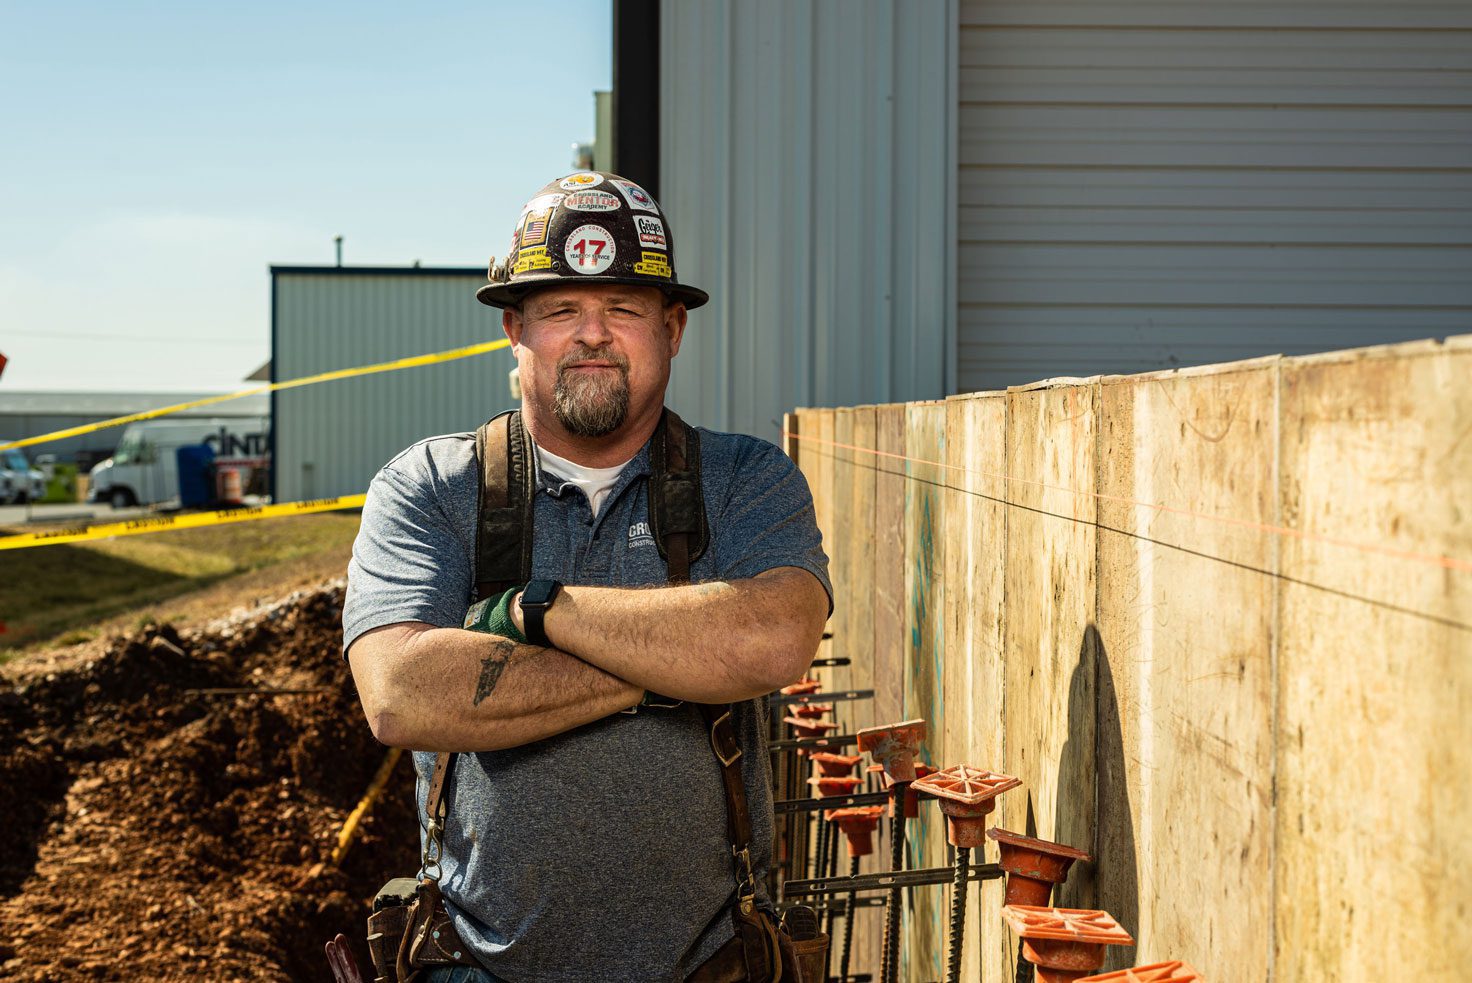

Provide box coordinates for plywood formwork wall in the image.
[786,334,1471,982]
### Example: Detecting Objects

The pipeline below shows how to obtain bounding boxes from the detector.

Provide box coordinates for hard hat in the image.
[476,170,709,310]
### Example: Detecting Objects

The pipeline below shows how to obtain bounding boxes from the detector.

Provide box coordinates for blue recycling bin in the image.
[176,443,215,509]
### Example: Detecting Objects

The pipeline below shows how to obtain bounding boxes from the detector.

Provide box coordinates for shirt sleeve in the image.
[342,464,473,653]
[710,438,834,614]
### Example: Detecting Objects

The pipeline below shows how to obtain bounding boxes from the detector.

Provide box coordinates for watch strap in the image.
[520,579,560,647]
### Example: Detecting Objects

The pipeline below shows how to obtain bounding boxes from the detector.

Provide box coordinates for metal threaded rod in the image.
[1015,946,1033,983]
[839,854,860,982]
[818,812,830,877]
[946,846,970,983]
[880,791,909,983]
[824,822,840,980]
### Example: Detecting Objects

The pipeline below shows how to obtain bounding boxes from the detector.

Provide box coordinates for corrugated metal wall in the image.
[957,1,1472,391]
[660,0,957,441]
[272,269,515,501]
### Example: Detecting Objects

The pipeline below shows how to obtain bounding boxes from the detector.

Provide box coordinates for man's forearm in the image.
[349,623,642,752]
[530,567,828,703]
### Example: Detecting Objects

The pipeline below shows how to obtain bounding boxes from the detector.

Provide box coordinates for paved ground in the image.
[0,502,153,525]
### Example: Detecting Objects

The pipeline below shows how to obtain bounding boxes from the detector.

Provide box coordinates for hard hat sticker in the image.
[634,251,672,279]
[565,225,616,274]
[519,205,556,248]
[612,179,658,212]
[520,192,565,215]
[564,190,621,212]
[512,247,552,275]
[559,172,605,191]
[634,215,667,250]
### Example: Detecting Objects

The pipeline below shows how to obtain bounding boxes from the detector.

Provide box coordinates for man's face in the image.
[502,284,686,439]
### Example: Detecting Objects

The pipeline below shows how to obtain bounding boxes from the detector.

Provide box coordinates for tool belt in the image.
[363,409,825,982]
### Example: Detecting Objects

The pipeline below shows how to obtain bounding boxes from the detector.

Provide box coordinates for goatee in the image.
[553,351,631,437]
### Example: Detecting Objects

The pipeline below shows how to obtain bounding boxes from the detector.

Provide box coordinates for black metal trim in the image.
[612,0,660,196]
[268,272,278,504]
[268,265,484,276]
[782,864,1003,897]
[771,689,874,708]
[769,734,860,752]
[774,791,892,815]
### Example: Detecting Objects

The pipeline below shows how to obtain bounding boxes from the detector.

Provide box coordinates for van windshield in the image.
[113,433,143,465]
[2,450,27,470]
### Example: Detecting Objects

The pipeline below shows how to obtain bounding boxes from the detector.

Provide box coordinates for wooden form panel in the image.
[1275,338,1472,981]
[872,405,909,728]
[901,401,949,980]
[942,393,1011,983]
[828,408,856,706]
[998,382,1099,909]
[845,407,879,711]
[1095,361,1278,977]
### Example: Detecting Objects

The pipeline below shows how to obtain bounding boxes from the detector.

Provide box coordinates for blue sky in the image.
[0,1,612,391]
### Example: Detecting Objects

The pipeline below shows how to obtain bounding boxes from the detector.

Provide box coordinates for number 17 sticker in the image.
[565,224,616,274]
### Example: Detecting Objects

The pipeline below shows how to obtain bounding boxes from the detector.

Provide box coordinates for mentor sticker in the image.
[633,250,672,279]
[634,214,666,250]
[559,172,604,191]
[611,178,657,212]
[563,190,621,212]
[565,224,616,274]
[512,246,551,275]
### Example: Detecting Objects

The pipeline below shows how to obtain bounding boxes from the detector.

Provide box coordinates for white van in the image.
[0,448,46,504]
[89,417,270,508]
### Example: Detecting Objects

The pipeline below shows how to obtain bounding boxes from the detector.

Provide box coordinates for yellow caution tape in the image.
[0,338,513,452]
[0,494,366,551]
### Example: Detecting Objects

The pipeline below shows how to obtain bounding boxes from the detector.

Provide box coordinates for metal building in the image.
[658,0,955,440]
[0,391,269,468]
[638,0,1472,428]
[270,267,515,502]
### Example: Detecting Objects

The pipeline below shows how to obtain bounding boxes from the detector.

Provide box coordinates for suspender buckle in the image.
[709,710,743,767]
[732,844,757,905]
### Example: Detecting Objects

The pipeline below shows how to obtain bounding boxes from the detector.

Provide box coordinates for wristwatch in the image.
[518,579,562,648]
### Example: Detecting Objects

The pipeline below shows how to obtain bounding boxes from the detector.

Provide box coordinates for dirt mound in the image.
[0,582,418,981]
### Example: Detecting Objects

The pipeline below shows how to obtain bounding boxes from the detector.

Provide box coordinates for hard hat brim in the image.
[477,276,709,311]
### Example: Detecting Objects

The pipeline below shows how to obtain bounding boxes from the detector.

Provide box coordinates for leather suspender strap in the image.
[474,410,536,603]
[421,751,454,882]
[649,408,709,581]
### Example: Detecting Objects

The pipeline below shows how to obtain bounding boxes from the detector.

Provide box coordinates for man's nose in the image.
[571,310,614,346]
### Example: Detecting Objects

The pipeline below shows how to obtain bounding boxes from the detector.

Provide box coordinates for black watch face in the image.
[522,580,558,607]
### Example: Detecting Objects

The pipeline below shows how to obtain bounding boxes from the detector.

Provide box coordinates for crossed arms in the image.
[347,566,829,752]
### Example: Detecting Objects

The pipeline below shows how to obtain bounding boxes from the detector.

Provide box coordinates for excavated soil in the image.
[0,582,418,981]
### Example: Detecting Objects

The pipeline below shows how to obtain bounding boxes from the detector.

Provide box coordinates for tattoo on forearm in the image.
[473,641,516,706]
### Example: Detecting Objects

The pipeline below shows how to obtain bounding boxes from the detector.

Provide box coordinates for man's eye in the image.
[612,307,640,316]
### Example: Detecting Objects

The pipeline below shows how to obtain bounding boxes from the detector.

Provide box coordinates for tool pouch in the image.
[365,877,478,983]
[399,880,478,977]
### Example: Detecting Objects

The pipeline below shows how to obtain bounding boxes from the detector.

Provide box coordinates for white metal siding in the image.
[958,1,1472,391]
[272,271,515,501]
[660,0,957,440]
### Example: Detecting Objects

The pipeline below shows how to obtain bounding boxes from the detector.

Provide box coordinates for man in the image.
[343,170,832,981]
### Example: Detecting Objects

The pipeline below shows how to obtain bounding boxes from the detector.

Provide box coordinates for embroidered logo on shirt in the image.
[628,521,655,548]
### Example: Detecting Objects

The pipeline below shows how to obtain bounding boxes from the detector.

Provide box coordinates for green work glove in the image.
[463,586,527,644]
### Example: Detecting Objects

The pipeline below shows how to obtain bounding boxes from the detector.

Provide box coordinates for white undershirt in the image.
[536,444,633,518]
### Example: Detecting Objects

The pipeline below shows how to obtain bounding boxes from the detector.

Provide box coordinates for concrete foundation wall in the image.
[790,333,1472,981]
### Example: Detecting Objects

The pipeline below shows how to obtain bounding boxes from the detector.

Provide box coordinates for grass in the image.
[0,513,361,661]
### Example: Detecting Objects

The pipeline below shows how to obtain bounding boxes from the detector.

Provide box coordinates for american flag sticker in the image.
[520,207,554,247]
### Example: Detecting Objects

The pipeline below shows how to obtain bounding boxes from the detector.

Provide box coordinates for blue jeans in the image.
[422,967,505,983]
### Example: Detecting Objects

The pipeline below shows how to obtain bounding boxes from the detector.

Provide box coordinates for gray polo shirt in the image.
[343,424,831,981]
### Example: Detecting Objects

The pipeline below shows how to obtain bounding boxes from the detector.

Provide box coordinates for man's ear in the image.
[502,306,523,349]
[664,302,688,358]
